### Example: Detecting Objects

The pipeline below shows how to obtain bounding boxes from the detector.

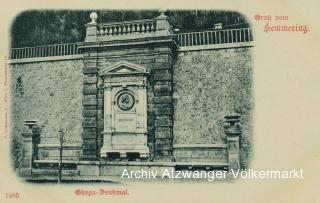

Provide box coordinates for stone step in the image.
[174,162,228,170]
[31,169,79,176]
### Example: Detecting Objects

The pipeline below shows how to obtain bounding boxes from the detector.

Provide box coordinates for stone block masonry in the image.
[78,13,178,161]
[152,52,175,160]
[82,55,99,160]
[80,39,178,161]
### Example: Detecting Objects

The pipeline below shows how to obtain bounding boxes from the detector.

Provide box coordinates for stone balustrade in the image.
[97,19,156,36]
[85,12,172,42]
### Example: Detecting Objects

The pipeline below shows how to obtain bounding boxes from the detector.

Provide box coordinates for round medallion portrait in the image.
[117,92,135,111]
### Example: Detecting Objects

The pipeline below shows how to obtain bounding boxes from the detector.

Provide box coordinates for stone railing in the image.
[97,19,157,37]
[174,28,253,47]
[85,11,171,42]
[9,27,253,60]
[10,43,82,60]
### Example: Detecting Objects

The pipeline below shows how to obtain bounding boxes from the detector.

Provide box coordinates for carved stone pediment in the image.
[99,61,148,77]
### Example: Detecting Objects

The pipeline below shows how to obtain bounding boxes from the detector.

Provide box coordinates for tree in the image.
[56,126,69,184]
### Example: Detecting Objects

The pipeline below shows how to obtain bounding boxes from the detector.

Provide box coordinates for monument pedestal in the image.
[224,114,242,171]
[19,120,40,176]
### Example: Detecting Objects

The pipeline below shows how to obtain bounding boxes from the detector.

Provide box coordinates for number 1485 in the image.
[6,192,20,199]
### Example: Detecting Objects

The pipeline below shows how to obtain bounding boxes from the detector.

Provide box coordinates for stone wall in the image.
[173,47,253,168]
[10,59,84,165]
[10,46,253,168]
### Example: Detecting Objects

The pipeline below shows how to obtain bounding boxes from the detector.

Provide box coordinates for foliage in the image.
[11,10,250,48]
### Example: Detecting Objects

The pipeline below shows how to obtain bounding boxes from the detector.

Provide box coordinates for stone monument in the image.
[99,61,149,159]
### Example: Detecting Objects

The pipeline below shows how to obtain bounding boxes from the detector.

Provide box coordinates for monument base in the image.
[100,147,149,159]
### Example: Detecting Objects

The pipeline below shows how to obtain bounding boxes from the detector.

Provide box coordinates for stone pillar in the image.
[81,12,100,160]
[153,50,174,161]
[85,12,98,42]
[81,56,98,160]
[100,83,112,156]
[153,11,176,161]
[224,114,242,171]
[20,131,33,176]
[19,120,40,176]
[155,10,172,36]
[136,80,149,158]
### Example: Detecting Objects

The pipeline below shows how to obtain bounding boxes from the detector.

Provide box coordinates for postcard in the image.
[0,1,319,202]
